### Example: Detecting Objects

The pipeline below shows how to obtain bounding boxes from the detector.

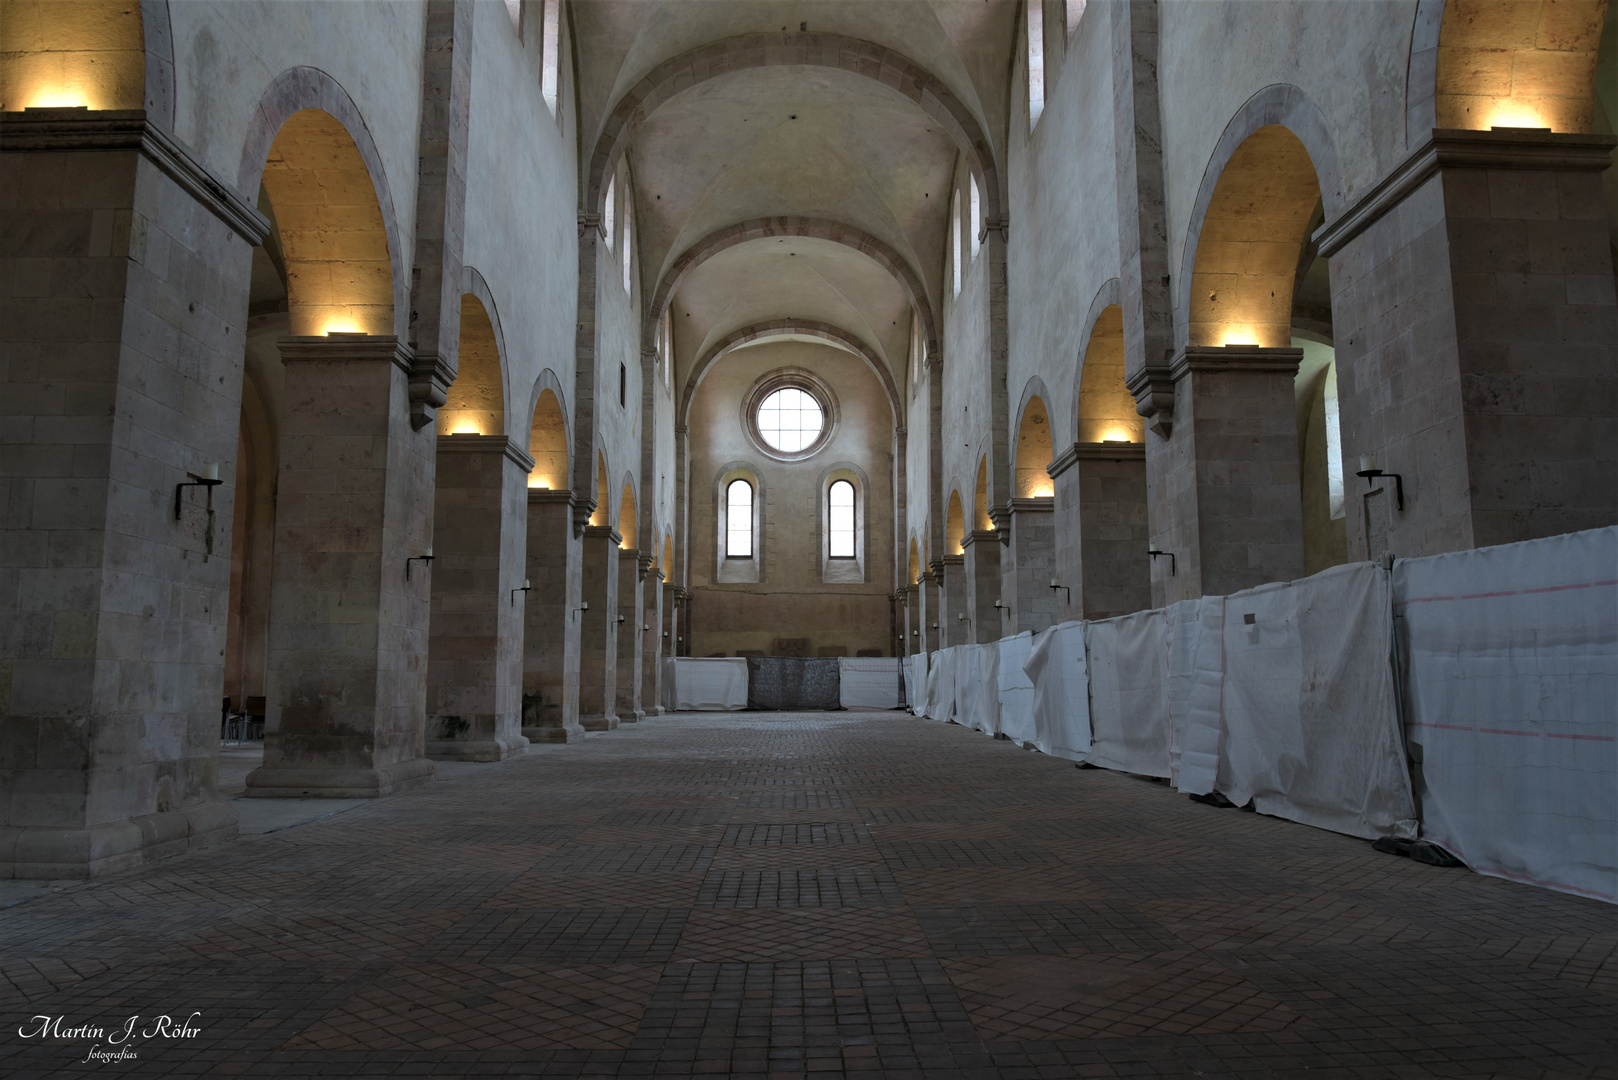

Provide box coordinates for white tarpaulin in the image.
[839,657,904,709]
[924,647,956,721]
[1166,598,1224,796]
[995,633,1036,745]
[663,657,749,711]
[1395,527,1617,902]
[954,643,998,733]
[1024,621,1090,761]
[1215,563,1417,840]
[1084,610,1171,776]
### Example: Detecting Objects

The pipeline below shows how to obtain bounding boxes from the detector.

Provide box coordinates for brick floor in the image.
[3,711,1615,1078]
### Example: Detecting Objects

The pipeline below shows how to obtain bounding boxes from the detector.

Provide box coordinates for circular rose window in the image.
[743,370,838,462]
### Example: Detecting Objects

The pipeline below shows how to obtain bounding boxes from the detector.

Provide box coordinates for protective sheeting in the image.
[996,633,1036,745]
[839,657,904,710]
[902,655,921,713]
[1084,611,1171,777]
[923,647,956,721]
[1395,527,1618,903]
[747,656,840,711]
[663,658,749,711]
[1166,598,1224,796]
[1024,621,1090,761]
[956,643,1001,734]
[1215,563,1417,840]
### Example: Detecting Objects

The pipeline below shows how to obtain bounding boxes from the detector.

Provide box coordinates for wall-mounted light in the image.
[573,600,589,620]
[616,614,626,624]
[1148,543,1176,576]
[511,578,532,606]
[1049,578,1071,604]
[642,624,651,632]
[406,548,435,580]
[173,462,222,519]
[994,600,1010,617]
[1356,455,1404,511]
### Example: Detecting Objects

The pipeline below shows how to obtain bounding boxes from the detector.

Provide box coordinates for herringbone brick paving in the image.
[2,711,1615,1077]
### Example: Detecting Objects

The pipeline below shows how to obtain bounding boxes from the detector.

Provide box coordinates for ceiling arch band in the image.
[647,217,940,355]
[678,319,903,434]
[584,31,1003,229]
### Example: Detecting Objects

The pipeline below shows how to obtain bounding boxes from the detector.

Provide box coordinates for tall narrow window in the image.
[504,0,521,33]
[828,480,855,558]
[951,190,962,297]
[1028,0,1045,128]
[1065,0,1086,46]
[661,308,673,389]
[622,199,633,293]
[619,362,627,409]
[1325,361,1344,520]
[541,0,560,115]
[726,480,753,557]
[603,176,615,253]
[909,310,921,393]
[969,176,981,261]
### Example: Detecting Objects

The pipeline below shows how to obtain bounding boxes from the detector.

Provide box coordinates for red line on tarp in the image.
[1409,721,1615,742]
[1395,579,1618,608]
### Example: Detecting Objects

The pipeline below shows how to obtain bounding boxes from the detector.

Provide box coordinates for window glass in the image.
[726,479,753,557]
[541,0,560,114]
[951,191,962,297]
[1028,0,1045,127]
[969,177,981,261]
[505,0,520,32]
[829,480,855,558]
[603,176,615,253]
[622,202,633,293]
[756,387,823,453]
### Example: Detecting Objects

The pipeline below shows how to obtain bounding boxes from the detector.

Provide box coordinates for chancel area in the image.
[1,0,1616,1075]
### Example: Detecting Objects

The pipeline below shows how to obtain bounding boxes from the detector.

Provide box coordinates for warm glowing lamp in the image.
[1219,326,1259,347]
[528,476,551,490]
[1100,427,1134,444]
[449,420,483,436]
[1485,102,1550,132]
[319,319,363,336]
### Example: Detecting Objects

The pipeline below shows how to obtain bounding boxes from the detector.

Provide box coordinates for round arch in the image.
[526,372,570,492]
[1012,378,1054,499]
[648,217,939,353]
[677,320,903,433]
[584,31,1003,227]
[236,67,408,340]
[618,474,638,548]
[1175,85,1346,350]
[460,265,512,434]
[945,490,965,555]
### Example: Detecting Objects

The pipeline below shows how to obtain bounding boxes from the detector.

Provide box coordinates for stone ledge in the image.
[243,756,436,799]
[436,432,536,472]
[0,801,238,880]
[0,107,270,244]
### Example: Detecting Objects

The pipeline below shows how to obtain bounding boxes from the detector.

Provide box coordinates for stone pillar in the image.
[664,586,683,664]
[1003,499,1056,633]
[1132,346,1305,604]
[642,567,664,716]
[1316,129,1618,559]
[577,525,620,730]
[0,109,268,877]
[902,584,922,654]
[962,530,1006,644]
[522,490,581,742]
[933,558,966,647]
[245,336,438,798]
[920,572,943,653]
[1050,442,1152,620]
[614,549,646,723]
[424,435,531,762]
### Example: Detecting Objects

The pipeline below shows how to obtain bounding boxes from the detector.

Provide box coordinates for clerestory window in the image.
[829,480,855,558]
[726,479,753,558]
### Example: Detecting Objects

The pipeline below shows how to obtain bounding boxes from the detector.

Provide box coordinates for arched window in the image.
[726,479,753,558]
[969,176,981,262]
[504,0,521,33]
[1027,0,1045,128]
[603,176,615,253]
[622,197,633,293]
[951,190,962,297]
[828,480,855,558]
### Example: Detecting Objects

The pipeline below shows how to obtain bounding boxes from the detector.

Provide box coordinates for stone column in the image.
[614,549,646,723]
[1131,346,1305,604]
[245,335,438,798]
[919,572,943,653]
[0,108,268,877]
[642,567,664,716]
[664,586,683,664]
[962,530,1006,644]
[522,490,581,742]
[577,524,620,730]
[424,434,531,762]
[932,559,963,646]
[1316,129,1618,559]
[1050,442,1152,620]
[902,584,921,654]
[1003,498,1056,633]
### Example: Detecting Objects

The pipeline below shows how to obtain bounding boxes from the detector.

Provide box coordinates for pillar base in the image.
[523,721,584,744]
[243,757,436,799]
[579,713,620,732]
[0,802,239,880]
[425,734,529,762]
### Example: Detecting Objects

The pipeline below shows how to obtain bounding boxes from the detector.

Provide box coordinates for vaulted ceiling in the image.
[570,0,1020,391]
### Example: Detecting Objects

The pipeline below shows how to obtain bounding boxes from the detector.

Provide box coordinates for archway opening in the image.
[974,458,992,531]
[528,388,567,490]
[1436,0,1608,132]
[0,0,146,109]
[619,482,636,549]
[1077,306,1142,444]
[1015,397,1055,497]
[439,295,504,436]
[908,537,921,584]
[946,491,965,554]
[260,109,393,336]
[591,452,609,525]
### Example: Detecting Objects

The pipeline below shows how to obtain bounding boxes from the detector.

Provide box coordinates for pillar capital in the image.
[1168,344,1302,381]
[436,433,536,472]
[278,333,413,371]
[1125,360,1176,439]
